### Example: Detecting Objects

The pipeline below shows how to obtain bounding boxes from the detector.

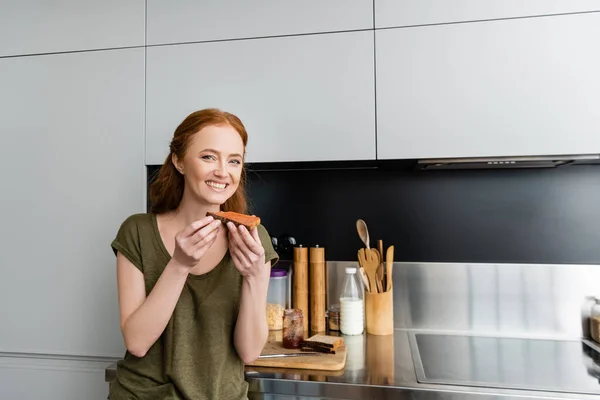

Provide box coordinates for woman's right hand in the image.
[172,216,221,269]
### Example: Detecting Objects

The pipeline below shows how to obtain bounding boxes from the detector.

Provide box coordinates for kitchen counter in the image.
[105,330,600,400]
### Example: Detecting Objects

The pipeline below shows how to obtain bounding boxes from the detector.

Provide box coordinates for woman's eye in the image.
[230,159,241,165]
[201,155,216,161]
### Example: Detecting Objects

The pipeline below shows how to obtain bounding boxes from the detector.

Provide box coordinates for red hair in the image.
[149,108,249,214]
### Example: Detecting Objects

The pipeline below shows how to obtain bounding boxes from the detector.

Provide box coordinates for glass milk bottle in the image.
[339,267,364,335]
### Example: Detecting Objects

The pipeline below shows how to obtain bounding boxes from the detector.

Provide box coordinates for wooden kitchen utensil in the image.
[359,266,371,292]
[356,219,371,249]
[376,263,384,293]
[376,240,384,292]
[386,245,394,292]
[357,248,380,294]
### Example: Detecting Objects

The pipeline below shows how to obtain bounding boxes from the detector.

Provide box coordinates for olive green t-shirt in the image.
[109,213,279,400]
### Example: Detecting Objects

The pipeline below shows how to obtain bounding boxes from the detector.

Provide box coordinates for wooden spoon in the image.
[356,219,370,249]
[377,239,384,292]
[376,263,384,293]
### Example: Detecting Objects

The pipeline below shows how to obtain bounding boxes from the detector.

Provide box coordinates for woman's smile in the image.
[205,180,228,191]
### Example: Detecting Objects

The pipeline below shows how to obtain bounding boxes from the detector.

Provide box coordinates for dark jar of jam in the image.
[282,309,304,349]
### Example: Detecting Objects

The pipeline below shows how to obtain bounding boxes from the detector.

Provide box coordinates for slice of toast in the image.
[206,211,261,230]
[302,335,344,350]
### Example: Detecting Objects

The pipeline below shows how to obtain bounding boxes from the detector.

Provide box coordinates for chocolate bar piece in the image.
[300,346,336,354]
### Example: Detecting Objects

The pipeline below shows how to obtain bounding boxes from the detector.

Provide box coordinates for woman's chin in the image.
[199,190,231,205]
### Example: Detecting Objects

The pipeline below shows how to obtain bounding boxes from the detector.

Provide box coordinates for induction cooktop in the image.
[409,333,600,396]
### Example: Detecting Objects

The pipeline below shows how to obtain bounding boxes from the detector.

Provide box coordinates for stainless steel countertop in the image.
[105,330,600,399]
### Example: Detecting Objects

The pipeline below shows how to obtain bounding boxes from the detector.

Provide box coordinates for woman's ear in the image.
[171,153,184,174]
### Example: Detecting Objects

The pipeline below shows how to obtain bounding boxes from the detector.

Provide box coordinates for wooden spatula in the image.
[377,240,384,293]
[386,245,394,292]
[358,248,380,293]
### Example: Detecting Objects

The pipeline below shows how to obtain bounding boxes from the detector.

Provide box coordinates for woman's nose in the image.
[214,162,227,176]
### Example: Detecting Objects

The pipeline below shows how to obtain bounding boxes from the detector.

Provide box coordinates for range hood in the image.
[417,154,600,170]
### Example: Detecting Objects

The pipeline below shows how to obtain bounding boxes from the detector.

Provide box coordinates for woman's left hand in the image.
[227,222,267,280]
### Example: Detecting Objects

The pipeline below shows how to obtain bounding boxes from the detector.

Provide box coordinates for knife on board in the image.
[258,352,321,359]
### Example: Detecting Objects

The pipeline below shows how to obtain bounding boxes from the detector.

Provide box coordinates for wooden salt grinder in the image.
[310,245,326,333]
[293,245,309,334]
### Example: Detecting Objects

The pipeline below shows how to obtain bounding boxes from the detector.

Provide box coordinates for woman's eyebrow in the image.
[200,148,242,158]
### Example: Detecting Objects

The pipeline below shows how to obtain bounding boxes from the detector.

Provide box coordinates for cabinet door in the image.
[375,0,600,29]
[376,13,600,160]
[146,31,376,164]
[146,0,373,45]
[0,48,144,357]
[0,357,110,400]
[0,0,145,57]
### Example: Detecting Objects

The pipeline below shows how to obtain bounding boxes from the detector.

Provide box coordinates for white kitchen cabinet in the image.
[0,357,112,400]
[375,0,600,29]
[146,0,373,45]
[0,0,145,57]
[375,13,600,160]
[0,48,144,357]
[146,31,376,164]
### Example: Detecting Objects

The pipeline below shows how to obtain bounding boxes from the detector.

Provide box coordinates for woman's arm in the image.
[117,217,221,357]
[227,223,271,363]
[233,262,271,363]
[117,255,190,357]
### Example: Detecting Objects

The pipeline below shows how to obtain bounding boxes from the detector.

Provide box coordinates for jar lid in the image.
[328,304,340,317]
[270,268,287,278]
[284,308,303,317]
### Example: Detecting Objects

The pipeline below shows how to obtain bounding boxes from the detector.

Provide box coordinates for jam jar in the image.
[282,309,304,349]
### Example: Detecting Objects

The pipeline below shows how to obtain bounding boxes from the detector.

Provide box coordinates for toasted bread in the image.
[206,211,261,230]
[302,335,344,350]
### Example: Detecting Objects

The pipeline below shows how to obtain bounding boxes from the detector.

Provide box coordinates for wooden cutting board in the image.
[246,340,347,371]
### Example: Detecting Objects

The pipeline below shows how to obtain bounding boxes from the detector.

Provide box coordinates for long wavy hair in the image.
[148,108,249,214]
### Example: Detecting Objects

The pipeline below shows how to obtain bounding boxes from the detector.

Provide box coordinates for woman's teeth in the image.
[206,181,227,190]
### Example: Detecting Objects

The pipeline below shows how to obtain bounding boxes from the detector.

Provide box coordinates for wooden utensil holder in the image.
[365,288,394,335]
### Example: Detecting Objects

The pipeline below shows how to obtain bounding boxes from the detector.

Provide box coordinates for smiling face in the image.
[172,123,245,207]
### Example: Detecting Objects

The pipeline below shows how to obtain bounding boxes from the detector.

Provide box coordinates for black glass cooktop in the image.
[411,333,600,395]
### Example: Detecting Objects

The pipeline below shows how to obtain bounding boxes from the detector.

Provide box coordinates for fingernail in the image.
[214,220,221,225]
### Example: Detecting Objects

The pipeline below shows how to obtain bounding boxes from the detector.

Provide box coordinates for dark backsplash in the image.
[147,164,600,264]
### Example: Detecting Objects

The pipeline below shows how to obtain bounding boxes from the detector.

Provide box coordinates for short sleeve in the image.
[111,214,144,272]
[256,224,279,268]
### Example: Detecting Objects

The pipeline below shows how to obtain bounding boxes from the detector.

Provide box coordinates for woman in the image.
[109,108,279,400]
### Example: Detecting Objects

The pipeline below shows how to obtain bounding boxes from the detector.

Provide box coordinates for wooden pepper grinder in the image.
[293,245,309,334]
[310,245,326,333]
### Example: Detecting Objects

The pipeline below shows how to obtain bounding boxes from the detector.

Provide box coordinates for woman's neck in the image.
[171,192,220,227]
